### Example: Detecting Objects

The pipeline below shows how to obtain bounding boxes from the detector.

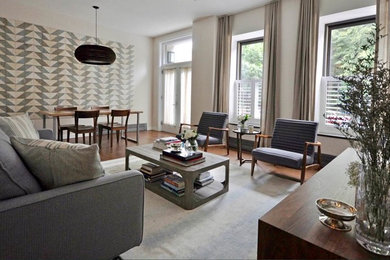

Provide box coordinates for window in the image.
[162,37,192,65]
[160,36,192,133]
[318,14,375,135]
[325,17,375,77]
[233,39,264,123]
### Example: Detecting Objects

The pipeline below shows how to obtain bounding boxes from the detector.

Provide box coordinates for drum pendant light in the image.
[75,6,116,65]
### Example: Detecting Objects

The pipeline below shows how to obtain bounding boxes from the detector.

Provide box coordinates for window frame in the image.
[323,16,376,77]
[233,37,264,125]
[314,6,376,137]
[161,36,192,66]
[236,38,263,80]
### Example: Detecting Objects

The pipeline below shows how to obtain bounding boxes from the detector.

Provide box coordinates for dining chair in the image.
[178,112,229,155]
[251,118,322,184]
[98,109,130,148]
[54,106,77,141]
[92,106,110,139]
[67,110,100,144]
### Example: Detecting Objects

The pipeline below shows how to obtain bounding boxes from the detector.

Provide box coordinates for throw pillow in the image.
[10,137,105,189]
[0,129,42,200]
[0,113,39,139]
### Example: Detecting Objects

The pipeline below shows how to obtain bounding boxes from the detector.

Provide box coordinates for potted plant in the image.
[332,29,390,255]
[182,129,198,152]
[237,114,251,130]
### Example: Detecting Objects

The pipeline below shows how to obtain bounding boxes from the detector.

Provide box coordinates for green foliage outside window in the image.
[329,22,375,76]
[240,41,264,80]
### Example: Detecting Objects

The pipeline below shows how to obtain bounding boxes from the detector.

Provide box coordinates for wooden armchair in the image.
[251,118,322,184]
[178,112,229,155]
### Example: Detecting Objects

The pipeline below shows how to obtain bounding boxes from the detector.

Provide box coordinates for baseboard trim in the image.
[126,123,147,132]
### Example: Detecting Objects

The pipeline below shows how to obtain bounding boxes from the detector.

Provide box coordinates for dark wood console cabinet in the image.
[257,148,389,259]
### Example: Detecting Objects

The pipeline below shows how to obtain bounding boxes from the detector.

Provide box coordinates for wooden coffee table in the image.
[125,144,230,210]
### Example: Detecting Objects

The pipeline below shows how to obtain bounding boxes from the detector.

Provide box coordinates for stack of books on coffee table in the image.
[153,137,181,150]
[195,171,214,188]
[160,174,185,197]
[160,149,205,166]
[139,162,171,182]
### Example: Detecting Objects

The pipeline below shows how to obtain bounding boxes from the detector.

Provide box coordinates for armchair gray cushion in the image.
[252,147,314,169]
[196,134,221,146]
[270,118,318,157]
[197,112,228,141]
[0,129,41,201]
[252,119,318,169]
[0,170,144,260]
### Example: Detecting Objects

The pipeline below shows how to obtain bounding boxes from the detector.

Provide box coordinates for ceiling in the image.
[12,0,271,37]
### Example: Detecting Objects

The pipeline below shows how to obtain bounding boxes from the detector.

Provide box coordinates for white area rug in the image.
[101,157,300,259]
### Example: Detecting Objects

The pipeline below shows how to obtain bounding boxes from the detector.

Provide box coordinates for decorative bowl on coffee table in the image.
[316,198,357,232]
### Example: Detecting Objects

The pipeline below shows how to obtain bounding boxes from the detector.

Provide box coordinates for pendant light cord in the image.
[93,6,99,44]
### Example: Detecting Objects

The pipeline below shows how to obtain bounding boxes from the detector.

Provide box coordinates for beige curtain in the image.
[213,15,232,113]
[292,0,319,121]
[180,68,192,124]
[261,1,281,135]
[377,0,390,65]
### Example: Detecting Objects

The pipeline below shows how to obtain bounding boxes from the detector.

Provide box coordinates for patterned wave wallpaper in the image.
[0,17,134,119]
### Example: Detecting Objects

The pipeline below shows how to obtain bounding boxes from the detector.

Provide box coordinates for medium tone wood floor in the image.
[70,130,319,182]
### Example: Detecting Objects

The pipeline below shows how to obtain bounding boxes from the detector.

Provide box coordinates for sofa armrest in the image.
[37,128,54,140]
[0,170,144,260]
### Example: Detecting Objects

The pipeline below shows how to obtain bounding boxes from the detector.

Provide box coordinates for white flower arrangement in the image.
[237,114,250,124]
[182,129,198,141]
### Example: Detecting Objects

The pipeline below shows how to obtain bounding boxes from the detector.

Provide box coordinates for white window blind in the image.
[234,79,262,122]
[319,77,351,134]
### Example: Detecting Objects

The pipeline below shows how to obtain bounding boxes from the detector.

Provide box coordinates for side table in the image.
[233,129,260,166]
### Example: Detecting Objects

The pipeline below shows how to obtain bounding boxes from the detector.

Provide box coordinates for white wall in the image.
[0,0,153,129]
[320,0,376,16]
[191,16,218,124]
[232,7,264,36]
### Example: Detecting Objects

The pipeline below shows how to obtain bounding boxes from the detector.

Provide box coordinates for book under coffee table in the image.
[125,144,230,210]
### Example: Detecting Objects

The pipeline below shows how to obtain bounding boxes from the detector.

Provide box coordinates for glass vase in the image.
[238,122,247,132]
[185,139,198,153]
[355,165,390,256]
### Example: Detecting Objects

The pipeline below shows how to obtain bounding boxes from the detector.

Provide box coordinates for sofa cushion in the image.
[0,129,42,200]
[252,147,314,169]
[11,137,105,189]
[0,113,39,139]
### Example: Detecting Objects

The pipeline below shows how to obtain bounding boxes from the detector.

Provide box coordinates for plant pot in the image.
[355,165,390,256]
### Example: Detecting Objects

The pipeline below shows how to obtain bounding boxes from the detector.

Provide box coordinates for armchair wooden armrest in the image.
[204,127,230,155]
[208,127,229,132]
[302,141,322,183]
[305,141,321,147]
[305,141,322,164]
[179,123,199,133]
[254,134,273,148]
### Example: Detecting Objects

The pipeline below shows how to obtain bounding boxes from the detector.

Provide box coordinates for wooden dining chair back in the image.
[54,106,77,141]
[98,109,130,148]
[91,105,110,123]
[92,106,110,139]
[67,110,100,144]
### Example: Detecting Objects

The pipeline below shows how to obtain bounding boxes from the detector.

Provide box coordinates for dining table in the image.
[39,109,143,144]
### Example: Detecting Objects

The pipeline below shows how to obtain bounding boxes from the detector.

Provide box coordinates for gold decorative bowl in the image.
[316,198,357,232]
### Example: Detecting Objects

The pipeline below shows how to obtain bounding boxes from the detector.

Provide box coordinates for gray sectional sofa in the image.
[0,129,144,260]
